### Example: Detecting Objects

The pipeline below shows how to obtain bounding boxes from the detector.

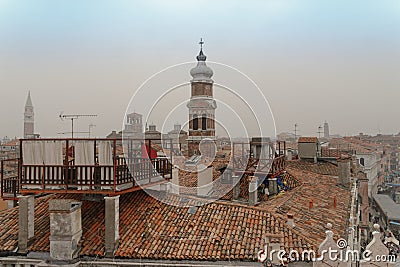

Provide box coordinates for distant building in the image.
[167,123,188,152]
[106,130,122,139]
[23,91,34,138]
[145,124,162,144]
[123,112,143,138]
[323,121,330,138]
[0,139,19,160]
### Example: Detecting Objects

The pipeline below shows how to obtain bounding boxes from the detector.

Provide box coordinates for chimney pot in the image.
[286,213,295,227]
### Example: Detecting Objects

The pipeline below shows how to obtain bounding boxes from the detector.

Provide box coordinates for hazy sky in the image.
[1,0,399,138]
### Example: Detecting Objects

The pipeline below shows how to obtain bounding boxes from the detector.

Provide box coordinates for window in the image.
[202,114,207,130]
[193,114,198,130]
[360,158,365,166]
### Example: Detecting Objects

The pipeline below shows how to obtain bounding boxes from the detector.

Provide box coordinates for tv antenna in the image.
[57,131,89,135]
[294,123,299,141]
[59,113,97,139]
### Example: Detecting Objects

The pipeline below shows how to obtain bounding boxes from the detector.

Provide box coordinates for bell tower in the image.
[187,39,217,157]
[24,91,34,139]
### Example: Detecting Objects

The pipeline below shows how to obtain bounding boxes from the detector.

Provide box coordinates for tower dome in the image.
[190,39,213,82]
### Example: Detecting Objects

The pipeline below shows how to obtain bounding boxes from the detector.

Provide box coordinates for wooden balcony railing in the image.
[1,176,19,200]
[1,138,173,197]
[232,141,286,177]
[1,158,20,200]
[19,157,171,193]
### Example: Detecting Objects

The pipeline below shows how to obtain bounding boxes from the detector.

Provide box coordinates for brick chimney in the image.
[49,199,82,261]
[338,155,351,188]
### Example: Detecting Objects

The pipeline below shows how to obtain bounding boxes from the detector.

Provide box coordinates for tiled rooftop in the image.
[0,149,353,262]
[258,166,351,245]
[286,160,339,176]
[0,191,315,261]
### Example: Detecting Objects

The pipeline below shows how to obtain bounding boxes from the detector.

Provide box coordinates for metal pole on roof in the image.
[59,113,97,139]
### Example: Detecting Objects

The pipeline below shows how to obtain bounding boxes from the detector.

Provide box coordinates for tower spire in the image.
[25,90,33,107]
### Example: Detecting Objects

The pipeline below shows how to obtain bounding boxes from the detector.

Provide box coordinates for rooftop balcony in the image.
[232,140,286,177]
[1,138,172,200]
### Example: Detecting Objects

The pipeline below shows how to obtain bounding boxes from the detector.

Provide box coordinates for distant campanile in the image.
[187,39,217,156]
[323,121,330,138]
[24,91,34,138]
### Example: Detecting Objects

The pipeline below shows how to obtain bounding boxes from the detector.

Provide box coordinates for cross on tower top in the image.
[199,38,204,50]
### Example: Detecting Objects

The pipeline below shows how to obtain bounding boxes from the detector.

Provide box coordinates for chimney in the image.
[104,195,120,257]
[18,195,35,253]
[232,175,241,200]
[287,150,293,161]
[249,176,258,206]
[49,199,82,261]
[268,177,278,195]
[171,167,179,195]
[269,239,282,265]
[338,155,351,188]
[286,213,295,227]
[159,182,170,198]
[309,198,313,209]
[197,164,213,197]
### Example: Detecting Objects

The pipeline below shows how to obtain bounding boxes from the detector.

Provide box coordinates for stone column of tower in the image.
[24,91,34,139]
[187,40,217,157]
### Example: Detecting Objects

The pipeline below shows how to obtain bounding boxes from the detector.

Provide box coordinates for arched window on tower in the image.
[202,114,207,130]
[193,114,198,130]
